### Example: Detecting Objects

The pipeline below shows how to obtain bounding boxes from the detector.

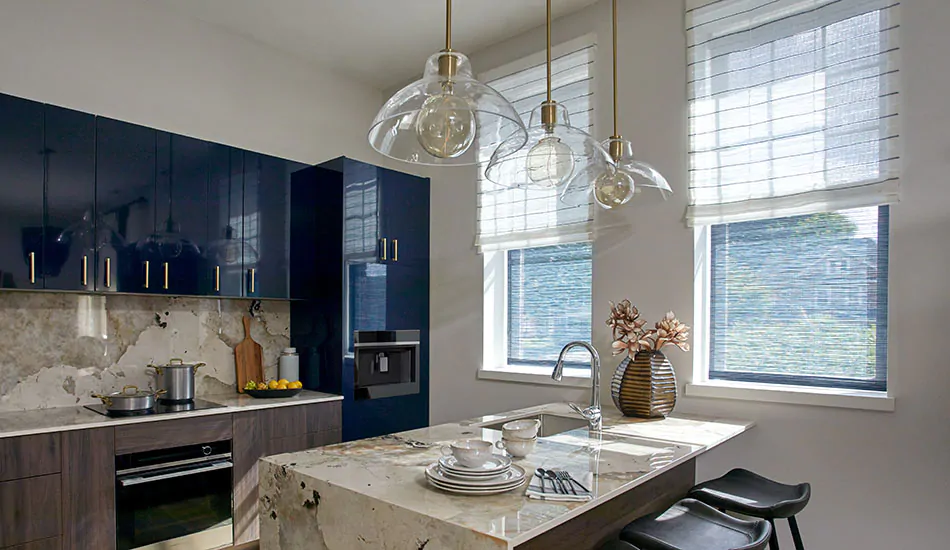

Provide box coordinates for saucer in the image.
[438,454,512,476]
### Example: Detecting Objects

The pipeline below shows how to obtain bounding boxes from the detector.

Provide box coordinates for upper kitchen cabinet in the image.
[205,144,245,297]
[95,117,157,293]
[0,95,45,290]
[44,105,97,291]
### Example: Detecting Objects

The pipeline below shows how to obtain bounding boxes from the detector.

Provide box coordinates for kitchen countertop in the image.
[0,390,342,439]
[258,403,753,549]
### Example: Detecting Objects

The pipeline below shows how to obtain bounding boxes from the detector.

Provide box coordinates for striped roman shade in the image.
[476,40,596,252]
[686,0,901,226]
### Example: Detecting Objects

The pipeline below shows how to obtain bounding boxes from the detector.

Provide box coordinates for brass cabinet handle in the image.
[82,255,88,286]
[249,268,256,294]
[381,238,388,261]
[393,239,398,262]
[105,257,112,289]
[163,262,169,290]
[214,266,220,292]
[29,252,35,284]
[144,261,150,289]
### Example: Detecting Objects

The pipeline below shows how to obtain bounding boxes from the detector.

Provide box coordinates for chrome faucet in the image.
[551,341,602,431]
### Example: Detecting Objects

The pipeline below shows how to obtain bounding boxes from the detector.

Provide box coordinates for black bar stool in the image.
[687,469,811,550]
[598,541,639,550]
[617,498,772,550]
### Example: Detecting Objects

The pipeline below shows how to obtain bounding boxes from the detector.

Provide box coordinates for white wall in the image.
[0,0,383,165]
[428,0,950,548]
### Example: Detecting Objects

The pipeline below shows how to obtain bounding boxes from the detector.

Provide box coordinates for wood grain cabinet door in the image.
[232,411,264,546]
[114,414,231,455]
[62,428,115,550]
[0,433,61,482]
[0,475,62,547]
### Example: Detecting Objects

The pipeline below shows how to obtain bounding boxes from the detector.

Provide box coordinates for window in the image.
[709,206,888,390]
[687,0,899,394]
[478,37,597,377]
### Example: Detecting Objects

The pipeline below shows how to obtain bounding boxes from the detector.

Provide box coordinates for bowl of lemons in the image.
[243,378,304,398]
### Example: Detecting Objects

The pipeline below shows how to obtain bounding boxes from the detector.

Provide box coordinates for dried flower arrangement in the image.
[606,300,691,357]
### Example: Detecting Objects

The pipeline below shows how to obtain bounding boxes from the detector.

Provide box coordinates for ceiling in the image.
[153,0,600,89]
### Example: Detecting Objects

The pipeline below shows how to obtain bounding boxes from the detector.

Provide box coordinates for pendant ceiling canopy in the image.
[563,0,671,209]
[485,0,612,190]
[368,0,527,166]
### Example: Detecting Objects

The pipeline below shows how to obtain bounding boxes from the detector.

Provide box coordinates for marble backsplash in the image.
[0,292,289,412]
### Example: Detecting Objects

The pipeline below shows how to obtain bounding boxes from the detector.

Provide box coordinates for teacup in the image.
[501,418,541,440]
[441,439,494,468]
[495,436,537,458]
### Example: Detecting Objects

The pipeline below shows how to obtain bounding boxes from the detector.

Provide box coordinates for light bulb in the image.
[593,169,635,209]
[415,92,476,159]
[526,135,575,188]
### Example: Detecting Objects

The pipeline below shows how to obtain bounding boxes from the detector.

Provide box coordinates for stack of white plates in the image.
[425,455,527,495]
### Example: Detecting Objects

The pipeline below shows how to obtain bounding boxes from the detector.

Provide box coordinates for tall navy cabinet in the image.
[290,157,430,442]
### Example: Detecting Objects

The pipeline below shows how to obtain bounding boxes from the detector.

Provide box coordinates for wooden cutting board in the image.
[234,316,264,393]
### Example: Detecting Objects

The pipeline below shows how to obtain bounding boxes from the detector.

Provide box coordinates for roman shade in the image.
[475,42,596,252]
[686,0,901,226]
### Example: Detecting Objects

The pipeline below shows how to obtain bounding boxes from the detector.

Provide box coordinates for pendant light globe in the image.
[369,51,526,166]
[593,166,636,209]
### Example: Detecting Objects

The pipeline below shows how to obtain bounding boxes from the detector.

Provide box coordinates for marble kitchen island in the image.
[259,403,753,550]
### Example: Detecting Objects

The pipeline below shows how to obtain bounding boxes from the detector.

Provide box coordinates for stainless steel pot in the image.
[149,358,206,403]
[92,385,165,412]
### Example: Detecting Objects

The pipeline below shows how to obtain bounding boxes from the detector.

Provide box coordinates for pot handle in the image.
[154,388,167,397]
[122,385,139,395]
[192,362,207,375]
[170,358,184,365]
[147,364,164,375]
[90,393,113,407]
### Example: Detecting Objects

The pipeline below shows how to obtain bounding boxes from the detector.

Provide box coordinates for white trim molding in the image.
[685,380,895,412]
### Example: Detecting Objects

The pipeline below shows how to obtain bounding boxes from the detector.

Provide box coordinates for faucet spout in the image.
[552,341,602,431]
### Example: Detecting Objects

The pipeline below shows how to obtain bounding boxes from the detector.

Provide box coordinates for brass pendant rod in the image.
[546,0,552,103]
[612,0,619,137]
[445,0,452,51]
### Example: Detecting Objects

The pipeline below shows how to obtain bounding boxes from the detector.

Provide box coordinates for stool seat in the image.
[620,498,771,550]
[688,469,811,519]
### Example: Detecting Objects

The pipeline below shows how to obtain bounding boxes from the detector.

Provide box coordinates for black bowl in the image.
[244,388,303,399]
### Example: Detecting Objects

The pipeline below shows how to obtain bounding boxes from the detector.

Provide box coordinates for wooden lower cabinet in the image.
[0,474,62,548]
[62,427,115,550]
[3,537,62,550]
[231,402,343,545]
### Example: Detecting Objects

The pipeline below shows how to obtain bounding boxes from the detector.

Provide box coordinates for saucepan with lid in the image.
[148,358,206,403]
[91,385,165,412]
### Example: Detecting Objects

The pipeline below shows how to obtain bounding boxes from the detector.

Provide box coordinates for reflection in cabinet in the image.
[0,95,44,290]
[44,105,96,291]
[206,144,244,296]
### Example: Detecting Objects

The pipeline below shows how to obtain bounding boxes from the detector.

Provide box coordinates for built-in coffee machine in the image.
[353,330,420,400]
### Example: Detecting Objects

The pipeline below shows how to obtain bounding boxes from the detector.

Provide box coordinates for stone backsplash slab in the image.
[0,292,289,412]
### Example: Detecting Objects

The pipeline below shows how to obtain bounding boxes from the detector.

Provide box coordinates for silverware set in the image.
[534,468,590,495]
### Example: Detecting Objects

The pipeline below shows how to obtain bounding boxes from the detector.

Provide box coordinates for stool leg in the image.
[788,516,805,550]
[768,519,780,550]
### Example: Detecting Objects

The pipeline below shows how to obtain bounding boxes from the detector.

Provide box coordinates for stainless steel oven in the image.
[115,440,233,550]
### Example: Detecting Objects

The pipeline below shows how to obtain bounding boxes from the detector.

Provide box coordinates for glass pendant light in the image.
[368,0,527,166]
[486,0,612,190]
[563,0,671,209]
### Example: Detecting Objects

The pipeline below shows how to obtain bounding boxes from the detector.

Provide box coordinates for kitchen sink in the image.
[479,413,590,437]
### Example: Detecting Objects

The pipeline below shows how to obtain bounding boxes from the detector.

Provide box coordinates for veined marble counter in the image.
[0,390,342,439]
[259,403,753,550]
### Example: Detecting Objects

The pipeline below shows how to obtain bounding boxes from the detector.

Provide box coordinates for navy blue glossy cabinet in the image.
[205,145,245,297]
[0,95,45,289]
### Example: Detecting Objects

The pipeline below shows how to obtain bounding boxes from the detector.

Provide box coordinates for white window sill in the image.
[685,380,895,412]
[477,365,591,388]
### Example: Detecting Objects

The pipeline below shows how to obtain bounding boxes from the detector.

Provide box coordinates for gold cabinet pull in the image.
[380,238,388,261]
[29,252,35,284]
[104,257,112,289]
[393,239,398,262]
[144,261,150,289]
[82,255,88,286]
[249,268,256,294]
[214,266,220,292]
[163,262,169,290]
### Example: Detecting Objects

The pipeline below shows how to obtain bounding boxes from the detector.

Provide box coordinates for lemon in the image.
[289,381,303,389]
[276,383,289,390]
[277,378,289,386]
[267,380,279,390]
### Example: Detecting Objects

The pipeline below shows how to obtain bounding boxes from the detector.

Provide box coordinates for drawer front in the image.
[0,433,61,482]
[307,429,342,448]
[305,401,342,434]
[115,415,232,455]
[4,537,62,550]
[0,475,62,547]
[264,406,307,439]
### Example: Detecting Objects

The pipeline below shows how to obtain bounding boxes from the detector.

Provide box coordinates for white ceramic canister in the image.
[278,347,299,381]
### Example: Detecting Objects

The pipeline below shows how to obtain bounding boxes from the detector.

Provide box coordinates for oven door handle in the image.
[118,460,233,487]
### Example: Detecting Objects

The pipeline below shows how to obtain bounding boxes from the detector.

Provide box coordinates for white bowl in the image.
[501,418,541,439]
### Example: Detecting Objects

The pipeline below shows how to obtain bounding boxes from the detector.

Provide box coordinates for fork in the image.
[553,471,577,495]
[555,470,590,494]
